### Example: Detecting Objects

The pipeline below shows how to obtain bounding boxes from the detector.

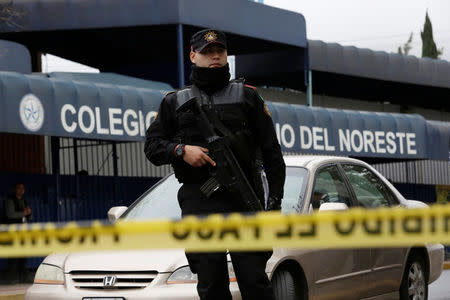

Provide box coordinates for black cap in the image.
[190,29,227,52]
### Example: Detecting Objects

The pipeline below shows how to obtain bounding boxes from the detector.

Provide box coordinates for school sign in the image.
[0,71,448,161]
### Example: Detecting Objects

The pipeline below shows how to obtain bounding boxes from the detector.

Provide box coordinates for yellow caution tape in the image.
[1,204,450,258]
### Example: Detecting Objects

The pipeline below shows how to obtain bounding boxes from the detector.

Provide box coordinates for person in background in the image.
[5,183,31,224]
[4,183,32,283]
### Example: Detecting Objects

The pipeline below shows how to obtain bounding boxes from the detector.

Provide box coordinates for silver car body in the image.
[25,155,444,300]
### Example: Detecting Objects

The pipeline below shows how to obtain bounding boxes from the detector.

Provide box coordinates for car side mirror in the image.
[404,199,429,209]
[318,202,349,212]
[107,206,128,223]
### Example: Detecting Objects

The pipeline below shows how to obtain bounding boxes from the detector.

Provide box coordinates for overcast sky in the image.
[264,0,450,61]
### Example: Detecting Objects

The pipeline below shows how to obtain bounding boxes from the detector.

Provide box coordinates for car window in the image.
[311,165,351,209]
[121,166,308,220]
[281,167,308,213]
[341,164,394,208]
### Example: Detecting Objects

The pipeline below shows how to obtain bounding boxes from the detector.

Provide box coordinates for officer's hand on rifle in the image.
[184,145,216,167]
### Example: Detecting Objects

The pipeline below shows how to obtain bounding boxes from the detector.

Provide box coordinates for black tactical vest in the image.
[172,80,256,184]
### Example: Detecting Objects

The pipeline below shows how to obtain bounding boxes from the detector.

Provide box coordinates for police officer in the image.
[145,28,285,300]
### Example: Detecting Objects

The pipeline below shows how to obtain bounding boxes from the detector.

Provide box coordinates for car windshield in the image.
[121,166,308,221]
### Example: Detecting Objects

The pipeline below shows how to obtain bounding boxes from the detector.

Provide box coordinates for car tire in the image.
[399,253,428,300]
[272,268,307,300]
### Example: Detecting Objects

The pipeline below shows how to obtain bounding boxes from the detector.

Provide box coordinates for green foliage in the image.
[421,11,443,59]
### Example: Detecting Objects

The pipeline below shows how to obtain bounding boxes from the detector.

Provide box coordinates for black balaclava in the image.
[190,63,230,95]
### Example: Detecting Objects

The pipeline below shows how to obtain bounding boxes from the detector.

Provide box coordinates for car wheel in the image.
[399,253,428,300]
[272,268,307,300]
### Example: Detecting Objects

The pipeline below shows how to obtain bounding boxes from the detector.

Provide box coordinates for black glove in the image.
[266,196,281,211]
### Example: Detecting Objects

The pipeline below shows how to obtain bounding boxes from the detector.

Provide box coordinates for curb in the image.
[0,284,28,300]
[0,295,24,300]
[444,261,450,270]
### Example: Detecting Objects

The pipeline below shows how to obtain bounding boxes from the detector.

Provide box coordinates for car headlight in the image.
[167,262,236,284]
[34,264,65,285]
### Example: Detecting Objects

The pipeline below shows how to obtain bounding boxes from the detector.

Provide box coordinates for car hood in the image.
[44,249,188,273]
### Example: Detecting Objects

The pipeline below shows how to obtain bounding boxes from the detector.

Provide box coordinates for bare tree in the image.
[398,32,414,56]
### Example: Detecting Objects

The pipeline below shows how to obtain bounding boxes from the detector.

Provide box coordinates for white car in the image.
[26,156,444,300]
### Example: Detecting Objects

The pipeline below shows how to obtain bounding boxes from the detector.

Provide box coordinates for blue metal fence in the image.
[0,172,160,274]
[0,173,160,223]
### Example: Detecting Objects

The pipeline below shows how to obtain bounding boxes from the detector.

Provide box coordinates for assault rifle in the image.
[177,97,263,212]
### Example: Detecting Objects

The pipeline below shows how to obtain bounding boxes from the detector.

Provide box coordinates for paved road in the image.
[429,270,450,300]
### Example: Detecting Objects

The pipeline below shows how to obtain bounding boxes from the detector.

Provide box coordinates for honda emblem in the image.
[103,275,116,287]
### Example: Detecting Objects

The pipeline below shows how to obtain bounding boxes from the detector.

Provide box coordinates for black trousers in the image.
[178,184,275,300]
